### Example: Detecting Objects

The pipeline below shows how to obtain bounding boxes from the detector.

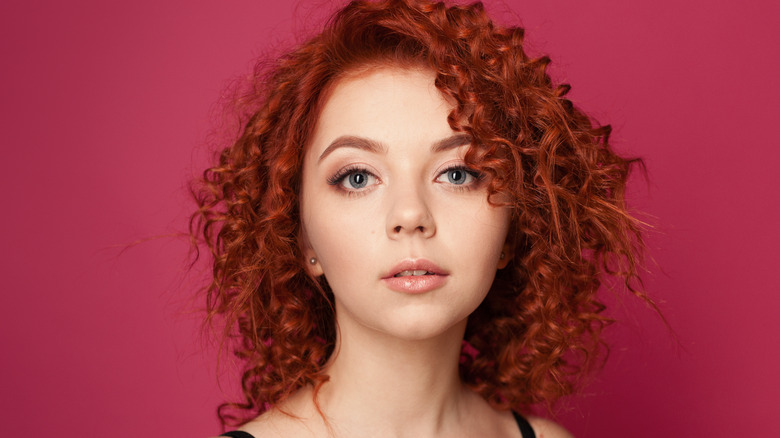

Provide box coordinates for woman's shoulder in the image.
[210,432,257,438]
[254,410,311,437]
[526,415,574,438]
[227,392,321,438]
[209,413,306,438]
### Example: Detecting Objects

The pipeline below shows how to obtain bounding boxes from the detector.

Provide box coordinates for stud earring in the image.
[499,252,505,260]
[309,257,317,265]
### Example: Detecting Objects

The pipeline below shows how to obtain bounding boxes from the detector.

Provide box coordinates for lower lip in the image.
[382,274,448,294]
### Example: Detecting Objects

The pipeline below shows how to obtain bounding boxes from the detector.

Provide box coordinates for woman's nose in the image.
[385,185,436,239]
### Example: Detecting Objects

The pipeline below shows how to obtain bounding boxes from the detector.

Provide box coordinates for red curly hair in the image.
[191,0,649,426]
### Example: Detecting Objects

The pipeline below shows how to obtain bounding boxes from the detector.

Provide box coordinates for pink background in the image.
[1,0,778,436]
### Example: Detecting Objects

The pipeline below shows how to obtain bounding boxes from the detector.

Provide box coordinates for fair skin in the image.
[232,67,572,438]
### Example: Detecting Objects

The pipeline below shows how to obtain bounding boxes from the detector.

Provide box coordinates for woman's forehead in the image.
[307,67,457,157]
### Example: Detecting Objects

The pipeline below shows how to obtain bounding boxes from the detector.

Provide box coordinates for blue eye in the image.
[327,166,378,192]
[447,169,467,185]
[437,166,480,186]
[345,171,369,189]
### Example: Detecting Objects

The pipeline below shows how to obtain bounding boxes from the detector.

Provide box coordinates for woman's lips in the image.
[382,273,448,294]
[382,259,448,294]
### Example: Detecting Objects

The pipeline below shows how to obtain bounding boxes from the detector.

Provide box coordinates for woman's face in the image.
[300,67,511,341]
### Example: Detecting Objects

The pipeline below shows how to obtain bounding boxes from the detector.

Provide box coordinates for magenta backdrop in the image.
[1,0,778,436]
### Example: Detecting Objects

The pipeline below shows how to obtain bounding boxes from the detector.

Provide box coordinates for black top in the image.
[221,412,536,438]
[512,411,536,438]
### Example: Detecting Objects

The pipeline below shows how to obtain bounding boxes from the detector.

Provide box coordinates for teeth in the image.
[394,270,430,277]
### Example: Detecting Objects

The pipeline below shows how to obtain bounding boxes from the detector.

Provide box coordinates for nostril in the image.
[392,225,428,234]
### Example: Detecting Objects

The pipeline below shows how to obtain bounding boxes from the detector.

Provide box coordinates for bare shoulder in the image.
[236,391,321,438]
[238,408,310,438]
[526,415,574,438]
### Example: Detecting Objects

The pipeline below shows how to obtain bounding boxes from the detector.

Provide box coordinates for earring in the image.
[309,257,317,265]
[499,252,505,260]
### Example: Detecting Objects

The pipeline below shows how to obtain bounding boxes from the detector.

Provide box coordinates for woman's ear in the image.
[300,229,324,277]
[497,242,512,269]
[305,250,324,277]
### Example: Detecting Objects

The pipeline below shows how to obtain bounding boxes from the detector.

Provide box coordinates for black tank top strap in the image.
[220,432,255,438]
[512,411,537,438]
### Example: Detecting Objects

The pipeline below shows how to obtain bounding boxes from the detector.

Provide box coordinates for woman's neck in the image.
[314,315,471,438]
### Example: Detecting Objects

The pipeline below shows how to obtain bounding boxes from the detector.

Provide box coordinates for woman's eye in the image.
[437,167,480,186]
[328,167,378,191]
[343,171,371,189]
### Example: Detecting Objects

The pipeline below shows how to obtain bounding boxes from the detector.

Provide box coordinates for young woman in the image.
[192,1,648,436]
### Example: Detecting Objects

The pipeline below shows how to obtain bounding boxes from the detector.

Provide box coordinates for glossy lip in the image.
[381,259,449,294]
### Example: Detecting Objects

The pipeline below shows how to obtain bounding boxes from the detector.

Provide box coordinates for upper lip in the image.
[382,259,448,279]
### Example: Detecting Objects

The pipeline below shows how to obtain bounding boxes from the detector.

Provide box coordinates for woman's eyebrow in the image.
[318,135,386,162]
[318,133,472,163]
[431,133,472,152]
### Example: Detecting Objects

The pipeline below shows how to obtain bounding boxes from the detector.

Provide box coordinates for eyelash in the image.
[327,165,368,185]
[326,165,483,195]
[437,165,483,191]
[327,165,377,196]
